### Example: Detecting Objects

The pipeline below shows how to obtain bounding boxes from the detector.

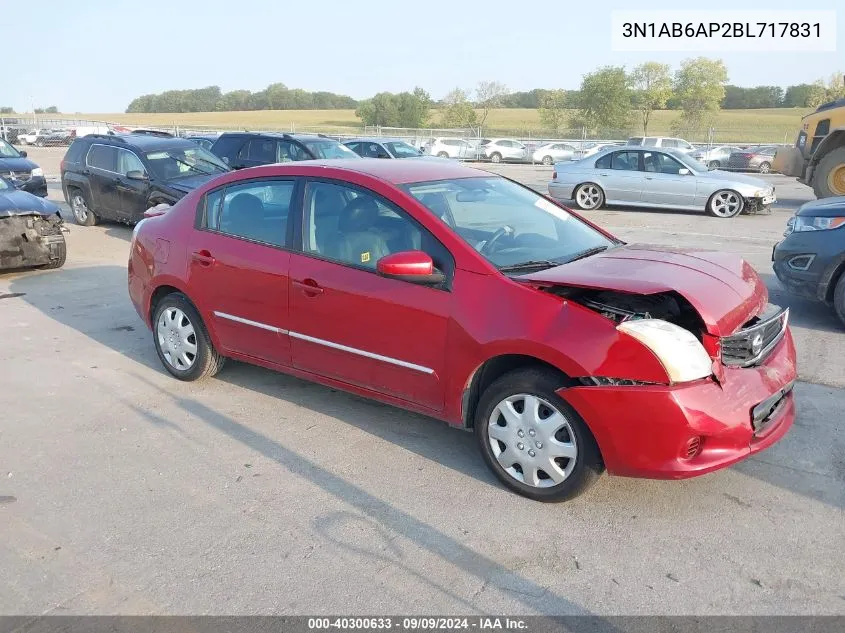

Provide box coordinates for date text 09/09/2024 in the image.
[308,617,527,630]
[621,22,821,38]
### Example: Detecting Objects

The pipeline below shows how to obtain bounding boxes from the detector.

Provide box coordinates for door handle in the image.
[292,278,323,296]
[191,250,215,266]
[645,176,654,180]
[599,173,609,176]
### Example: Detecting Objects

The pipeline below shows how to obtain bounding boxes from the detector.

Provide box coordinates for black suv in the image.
[61,132,230,226]
[209,132,359,169]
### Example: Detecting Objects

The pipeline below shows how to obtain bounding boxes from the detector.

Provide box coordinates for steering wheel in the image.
[478,225,514,255]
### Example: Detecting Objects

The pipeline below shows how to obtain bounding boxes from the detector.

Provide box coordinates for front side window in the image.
[117,148,145,176]
[643,151,685,174]
[301,140,359,159]
[203,179,294,247]
[145,145,228,180]
[87,144,118,172]
[302,180,452,277]
[0,139,21,158]
[384,141,420,158]
[404,177,617,271]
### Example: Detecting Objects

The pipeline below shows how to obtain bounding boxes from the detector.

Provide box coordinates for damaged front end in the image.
[0,212,66,271]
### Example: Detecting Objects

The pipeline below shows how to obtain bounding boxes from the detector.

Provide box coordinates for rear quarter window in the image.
[64,139,87,163]
[210,135,246,161]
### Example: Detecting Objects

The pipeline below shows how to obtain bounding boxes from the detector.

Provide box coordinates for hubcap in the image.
[487,394,578,488]
[759,163,771,174]
[492,154,501,163]
[576,185,601,209]
[156,307,198,370]
[829,164,845,196]
[711,191,741,217]
[543,156,553,165]
[71,195,88,222]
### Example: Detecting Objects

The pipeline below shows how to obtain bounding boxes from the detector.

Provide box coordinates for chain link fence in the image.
[1,115,795,166]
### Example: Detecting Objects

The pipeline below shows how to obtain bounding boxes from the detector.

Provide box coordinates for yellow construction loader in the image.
[774,97,845,198]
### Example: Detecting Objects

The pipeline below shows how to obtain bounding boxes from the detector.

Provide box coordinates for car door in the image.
[598,150,644,203]
[641,151,698,208]
[287,178,452,412]
[115,147,150,221]
[84,144,121,218]
[187,177,298,365]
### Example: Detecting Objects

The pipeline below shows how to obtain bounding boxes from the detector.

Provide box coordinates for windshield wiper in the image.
[191,156,227,173]
[563,245,610,264]
[498,259,560,273]
[163,155,207,176]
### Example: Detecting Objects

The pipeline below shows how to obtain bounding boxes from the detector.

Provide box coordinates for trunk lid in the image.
[521,244,767,336]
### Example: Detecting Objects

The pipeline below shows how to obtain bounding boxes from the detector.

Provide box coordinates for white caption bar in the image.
[611,10,837,52]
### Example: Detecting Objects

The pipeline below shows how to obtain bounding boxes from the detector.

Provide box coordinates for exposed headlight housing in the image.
[617,319,713,384]
[790,216,845,232]
[30,167,43,177]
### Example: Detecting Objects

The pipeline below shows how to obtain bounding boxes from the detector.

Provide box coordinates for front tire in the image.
[437,151,449,158]
[708,160,720,170]
[833,273,845,328]
[152,293,225,381]
[813,147,845,198]
[490,152,502,163]
[706,189,744,218]
[474,368,603,502]
[572,183,605,210]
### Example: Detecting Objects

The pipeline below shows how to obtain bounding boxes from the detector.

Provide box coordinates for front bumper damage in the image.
[0,213,66,270]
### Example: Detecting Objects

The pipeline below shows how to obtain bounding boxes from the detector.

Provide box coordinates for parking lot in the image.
[1,147,843,616]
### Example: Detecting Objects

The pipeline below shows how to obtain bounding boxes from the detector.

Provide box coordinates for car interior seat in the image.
[326,196,390,267]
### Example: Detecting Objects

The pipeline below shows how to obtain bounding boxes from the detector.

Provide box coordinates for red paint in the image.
[128,160,797,481]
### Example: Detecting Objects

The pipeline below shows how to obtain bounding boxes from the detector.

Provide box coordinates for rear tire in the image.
[474,368,604,502]
[708,160,720,170]
[542,155,554,165]
[490,152,502,163]
[758,161,771,174]
[69,189,98,226]
[437,151,449,158]
[152,293,225,381]
[833,273,845,328]
[572,183,605,210]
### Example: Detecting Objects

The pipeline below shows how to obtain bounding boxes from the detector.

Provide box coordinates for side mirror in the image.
[19,150,27,158]
[678,168,691,175]
[126,170,149,181]
[377,251,445,285]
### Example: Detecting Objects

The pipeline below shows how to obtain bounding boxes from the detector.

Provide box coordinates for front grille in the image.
[721,305,789,367]
[1,170,31,182]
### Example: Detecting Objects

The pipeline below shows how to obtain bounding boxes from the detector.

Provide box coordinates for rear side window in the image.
[203,179,295,248]
[64,139,87,163]
[210,135,246,161]
[86,144,118,172]
[595,153,612,169]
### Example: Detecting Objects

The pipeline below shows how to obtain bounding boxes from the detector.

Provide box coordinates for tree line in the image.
[125,84,357,113]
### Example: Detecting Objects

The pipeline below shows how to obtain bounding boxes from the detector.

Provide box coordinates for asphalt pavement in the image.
[0,161,843,616]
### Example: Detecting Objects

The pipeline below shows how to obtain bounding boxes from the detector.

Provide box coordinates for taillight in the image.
[552,171,557,180]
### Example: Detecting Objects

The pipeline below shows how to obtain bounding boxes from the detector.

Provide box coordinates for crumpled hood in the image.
[165,173,223,195]
[0,189,61,218]
[703,170,772,189]
[0,156,38,172]
[521,244,767,336]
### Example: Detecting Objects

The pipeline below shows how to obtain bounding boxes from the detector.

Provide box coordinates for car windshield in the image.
[384,141,420,158]
[0,176,11,190]
[666,150,710,172]
[0,139,21,158]
[302,140,359,159]
[404,177,617,272]
[145,146,229,180]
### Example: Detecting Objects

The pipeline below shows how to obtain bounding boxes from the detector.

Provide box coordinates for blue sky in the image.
[5,0,842,113]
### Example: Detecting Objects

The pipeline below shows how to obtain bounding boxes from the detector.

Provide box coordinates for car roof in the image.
[231,157,492,185]
[82,133,197,151]
[216,131,332,141]
[344,137,410,144]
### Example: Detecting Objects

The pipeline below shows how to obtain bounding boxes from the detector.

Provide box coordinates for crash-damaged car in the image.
[0,176,66,271]
[127,160,796,501]
[549,145,776,218]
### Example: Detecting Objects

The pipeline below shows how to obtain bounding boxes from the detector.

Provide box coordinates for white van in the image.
[627,136,696,153]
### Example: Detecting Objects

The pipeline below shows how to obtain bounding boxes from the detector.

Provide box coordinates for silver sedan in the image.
[548,146,776,218]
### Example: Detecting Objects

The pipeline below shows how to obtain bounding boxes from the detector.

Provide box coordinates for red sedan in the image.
[128,159,797,501]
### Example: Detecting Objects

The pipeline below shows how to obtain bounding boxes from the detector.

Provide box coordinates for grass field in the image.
[64,107,811,143]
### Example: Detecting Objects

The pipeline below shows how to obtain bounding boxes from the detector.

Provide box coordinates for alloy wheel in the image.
[486,394,578,488]
[710,190,743,218]
[71,194,89,223]
[542,156,553,165]
[759,162,771,174]
[156,307,198,371]
[576,184,602,209]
